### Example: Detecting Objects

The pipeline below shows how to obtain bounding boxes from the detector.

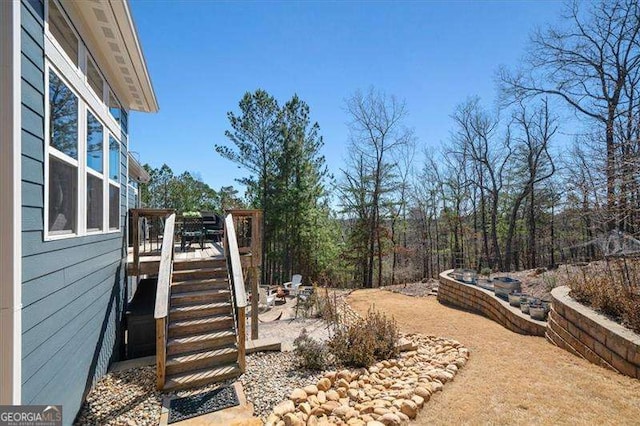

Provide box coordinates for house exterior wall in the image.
[20,0,129,423]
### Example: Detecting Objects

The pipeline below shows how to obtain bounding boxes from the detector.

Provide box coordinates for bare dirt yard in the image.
[348,289,640,425]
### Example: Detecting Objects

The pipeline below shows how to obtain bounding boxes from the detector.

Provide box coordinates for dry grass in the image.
[347,289,640,425]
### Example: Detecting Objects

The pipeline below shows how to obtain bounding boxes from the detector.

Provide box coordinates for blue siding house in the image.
[0,0,158,424]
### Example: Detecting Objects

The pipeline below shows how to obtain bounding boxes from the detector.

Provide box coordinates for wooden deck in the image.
[127,242,224,275]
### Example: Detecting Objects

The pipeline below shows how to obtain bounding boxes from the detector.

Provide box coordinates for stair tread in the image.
[166,345,238,366]
[172,278,228,286]
[169,314,234,328]
[173,267,227,274]
[165,363,241,388]
[171,289,230,298]
[168,329,236,346]
[170,302,231,313]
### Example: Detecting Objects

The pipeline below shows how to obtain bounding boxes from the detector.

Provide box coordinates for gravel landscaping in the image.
[74,350,322,425]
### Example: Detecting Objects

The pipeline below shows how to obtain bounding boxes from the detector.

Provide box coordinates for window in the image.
[108,136,120,230]
[49,71,78,159]
[109,91,122,124]
[49,156,78,234]
[86,111,103,232]
[109,185,120,230]
[87,58,104,101]
[47,0,78,67]
[109,136,119,181]
[48,70,78,235]
[86,111,103,172]
[87,174,103,231]
[46,66,125,238]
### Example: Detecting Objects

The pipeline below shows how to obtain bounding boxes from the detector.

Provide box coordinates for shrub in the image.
[567,260,640,333]
[293,329,330,370]
[328,307,399,367]
[480,267,492,277]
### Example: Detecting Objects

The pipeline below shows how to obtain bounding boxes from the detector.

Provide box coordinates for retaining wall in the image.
[438,270,547,337]
[547,286,640,379]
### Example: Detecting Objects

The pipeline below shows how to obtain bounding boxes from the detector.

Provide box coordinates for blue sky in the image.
[128,0,566,193]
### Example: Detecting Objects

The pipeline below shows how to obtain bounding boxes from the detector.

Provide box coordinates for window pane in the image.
[87,59,104,100]
[87,111,103,172]
[120,109,128,133]
[109,184,120,229]
[109,91,121,123]
[49,156,77,234]
[49,71,78,159]
[48,0,78,66]
[109,136,119,181]
[87,174,103,231]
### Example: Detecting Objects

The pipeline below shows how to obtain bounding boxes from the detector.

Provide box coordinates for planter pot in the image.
[450,269,477,284]
[493,277,522,300]
[530,304,547,321]
[520,301,530,314]
[508,292,526,307]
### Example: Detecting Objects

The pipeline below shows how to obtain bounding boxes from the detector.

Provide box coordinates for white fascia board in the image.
[0,0,22,405]
[128,152,150,183]
[66,0,159,113]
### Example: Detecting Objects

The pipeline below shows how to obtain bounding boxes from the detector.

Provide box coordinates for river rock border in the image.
[265,334,469,426]
[547,286,640,379]
[438,270,547,336]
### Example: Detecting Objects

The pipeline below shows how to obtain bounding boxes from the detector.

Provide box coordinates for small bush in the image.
[567,260,640,333]
[480,267,492,277]
[293,329,330,370]
[328,307,399,367]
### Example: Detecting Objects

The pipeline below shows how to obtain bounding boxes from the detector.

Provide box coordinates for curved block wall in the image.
[438,270,547,337]
[547,286,640,379]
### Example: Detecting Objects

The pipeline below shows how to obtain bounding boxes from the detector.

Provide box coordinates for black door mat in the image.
[168,386,239,424]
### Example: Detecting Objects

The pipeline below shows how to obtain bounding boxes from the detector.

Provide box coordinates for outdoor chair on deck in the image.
[283,274,303,296]
[180,217,204,251]
[201,211,223,243]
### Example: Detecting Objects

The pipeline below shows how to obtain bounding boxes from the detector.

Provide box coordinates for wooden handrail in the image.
[226,209,262,340]
[225,214,247,309]
[224,213,247,372]
[154,212,175,389]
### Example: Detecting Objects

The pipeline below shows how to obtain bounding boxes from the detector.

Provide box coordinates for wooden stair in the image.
[163,257,242,391]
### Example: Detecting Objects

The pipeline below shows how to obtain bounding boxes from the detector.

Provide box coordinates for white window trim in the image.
[44,64,122,240]
[0,0,22,405]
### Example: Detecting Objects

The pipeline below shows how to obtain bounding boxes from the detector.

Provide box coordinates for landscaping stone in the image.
[317,378,332,391]
[265,334,468,425]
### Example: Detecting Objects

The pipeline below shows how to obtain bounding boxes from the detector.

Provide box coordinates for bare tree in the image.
[342,88,414,287]
[503,99,557,270]
[499,0,640,229]
[451,97,510,269]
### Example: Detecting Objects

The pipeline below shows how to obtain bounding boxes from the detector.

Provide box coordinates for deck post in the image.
[132,209,139,275]
[237,306,246,372]
[156,317,166,389]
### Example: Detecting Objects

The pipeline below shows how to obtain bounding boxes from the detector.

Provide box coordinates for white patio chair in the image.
[283,274,303,296]
[258,286,276,309]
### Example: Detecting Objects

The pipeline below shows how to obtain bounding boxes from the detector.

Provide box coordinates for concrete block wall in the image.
[438,271,547,337]
[547,286,640,379]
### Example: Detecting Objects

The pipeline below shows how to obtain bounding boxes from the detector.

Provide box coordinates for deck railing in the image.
[153,213,176,389]
[226,209,262,339]
[224,213,248,372]
[129,208,175,275]
[226,209,262,262]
